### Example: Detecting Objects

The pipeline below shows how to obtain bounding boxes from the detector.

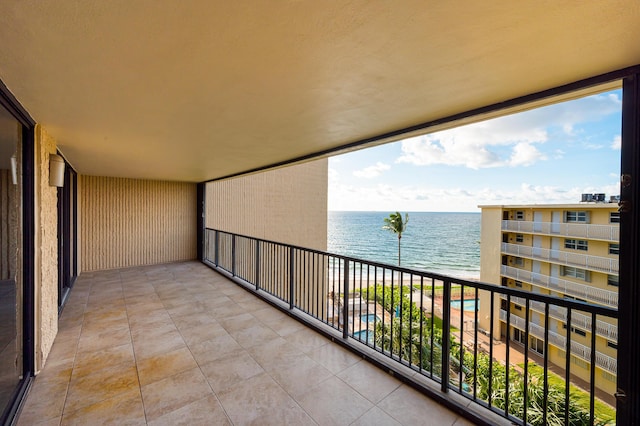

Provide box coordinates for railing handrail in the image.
[501,242,619,274]
[501,219,619,242]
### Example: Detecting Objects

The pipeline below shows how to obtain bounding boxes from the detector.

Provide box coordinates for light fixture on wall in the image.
[49,154,65,187]
[10,153,17,185]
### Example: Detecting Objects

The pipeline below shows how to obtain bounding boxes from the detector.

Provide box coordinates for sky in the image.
[328,89,622,212]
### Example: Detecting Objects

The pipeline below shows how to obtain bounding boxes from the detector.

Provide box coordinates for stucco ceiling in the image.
[0,1,639,182]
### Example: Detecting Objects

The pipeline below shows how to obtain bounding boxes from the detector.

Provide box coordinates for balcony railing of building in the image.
[501,265,618,308]
[203,228,618,426]
[499,310,617,374]
[501,242,619,274]
[502,220,619,242]
[500,294,618,342]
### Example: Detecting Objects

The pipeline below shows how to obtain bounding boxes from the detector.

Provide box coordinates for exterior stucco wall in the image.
[34,125,58,370]
[80,176,197,272]
[205,159,328,251]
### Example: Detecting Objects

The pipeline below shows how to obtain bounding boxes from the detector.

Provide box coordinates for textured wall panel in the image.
[81,176,197,272]
[205,159,328,251]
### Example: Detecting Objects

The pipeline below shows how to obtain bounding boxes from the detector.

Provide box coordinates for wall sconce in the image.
[49,154,65,187]
[10,154,17,185]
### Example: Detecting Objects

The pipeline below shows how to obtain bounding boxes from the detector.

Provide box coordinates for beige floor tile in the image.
[284,328,328,353]
[217,312,256,333]
[200,350,264,393]
[136,346,198,386]
[336,361,401,403]
[17,415,61,426]
[307,342,361,374]
[140,367,213,422]
[76,324,131,354]
[295,376,373,425]
[377,385,460,426]
[178,320,227,346]
[61,387,145,426]
[131,328,186,359]
[268,354,333,398]
[351,406,402,426]
[189,333,243,366]
[217,372,314,425]
[146,395,231,426]
[231,323,280,349]
[72,342,135,379]
[17,367,72,425]
[170,311,217,330]
[65,362,139,413]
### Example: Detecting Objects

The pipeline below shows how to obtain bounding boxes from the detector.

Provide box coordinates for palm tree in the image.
[382,212,409,266]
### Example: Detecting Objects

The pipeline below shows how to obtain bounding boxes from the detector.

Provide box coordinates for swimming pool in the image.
[450,299,479,312]
[360,314,380,323]
[353,330,374,344]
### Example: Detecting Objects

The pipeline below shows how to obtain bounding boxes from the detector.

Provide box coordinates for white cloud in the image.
[353,162,390,178]
[611,135,621,150]
[396,92,621,169]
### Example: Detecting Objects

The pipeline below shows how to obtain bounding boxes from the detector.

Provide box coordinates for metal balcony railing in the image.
[502,220,619,242]
[499,309,617,374]
[501,265,618,308]
[500,294,618,342]
[204,228,618,426]
[501,242,619,274]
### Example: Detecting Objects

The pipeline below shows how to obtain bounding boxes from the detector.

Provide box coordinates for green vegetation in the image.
[382,212,409,266]
[359,283,615,425]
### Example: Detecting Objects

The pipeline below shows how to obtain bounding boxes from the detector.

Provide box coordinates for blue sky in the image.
[328,89,622,212]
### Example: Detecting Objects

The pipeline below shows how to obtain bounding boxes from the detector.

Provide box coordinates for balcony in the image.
[501,265,618,308]
[501,242,619,274]
[500,294,618,342]
[502,220,619,242]
[499,309,617,374]
[16,262,475,426]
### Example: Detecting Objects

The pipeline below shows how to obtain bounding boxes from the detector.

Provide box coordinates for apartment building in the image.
[479,198,619,396]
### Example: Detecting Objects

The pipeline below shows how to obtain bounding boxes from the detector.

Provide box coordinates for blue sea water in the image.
[328,211,480,279]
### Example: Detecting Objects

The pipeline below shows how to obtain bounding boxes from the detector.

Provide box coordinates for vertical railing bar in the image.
[214,230,219,266]
[343,258,349,339]
[359,262,364,342]
[409,273,414,367]
[390,268,395,360]
[459,284,465,394]
[523,299,530,425]
[289,246,294,310]
[430,277,435,379]
[441,278,451,393]
[543,303,550,426]
[473,286,479,399]
[374,266,378,350]
[488,291,494,408]
[382,269,386,353]
[589,312,597,426]
[399,271,404,362]
[564,308,572,426]
[419,275,424,374]
[231,234,236,277]
[505,294,511,418]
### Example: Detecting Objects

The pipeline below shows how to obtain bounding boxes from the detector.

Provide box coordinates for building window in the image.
[609,243,619,255]
[564,211,589,223]
[565,239,588,251]
[563,324,587,337]
[513,257,524,267]
[515,234,524,243]
[530,337,545,355]
[607,275,619,287]
[608,341,618,350]
[515,211,525,220]
[562,266,589,281]
[514,305,522,311]
[514,280,523,288]
[610,212,620,223]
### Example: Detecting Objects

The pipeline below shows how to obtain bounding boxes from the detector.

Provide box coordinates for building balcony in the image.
[499,294,618,342]
[501,220,619,242]
[16,262,472,426]
[501,265,618,308]
[499,309,617,374]
[501,242,619,274]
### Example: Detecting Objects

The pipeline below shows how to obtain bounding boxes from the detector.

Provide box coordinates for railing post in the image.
[343,258,349,339]
[255,240,260,291]
[214,230,219,266]
[441,278,451,393]
[289,246,295,310]
[231,234,236,277]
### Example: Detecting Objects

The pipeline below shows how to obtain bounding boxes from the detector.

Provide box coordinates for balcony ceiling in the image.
[0,1,639,182]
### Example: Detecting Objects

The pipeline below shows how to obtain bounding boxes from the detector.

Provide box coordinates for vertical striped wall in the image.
[80,176,197,272]
[0,169,17,280]
[206,159,328,251]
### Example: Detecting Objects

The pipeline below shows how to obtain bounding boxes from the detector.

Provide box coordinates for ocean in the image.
[328,211,481,279]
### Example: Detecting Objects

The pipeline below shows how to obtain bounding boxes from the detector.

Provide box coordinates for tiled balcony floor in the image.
[17,261,474,425]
